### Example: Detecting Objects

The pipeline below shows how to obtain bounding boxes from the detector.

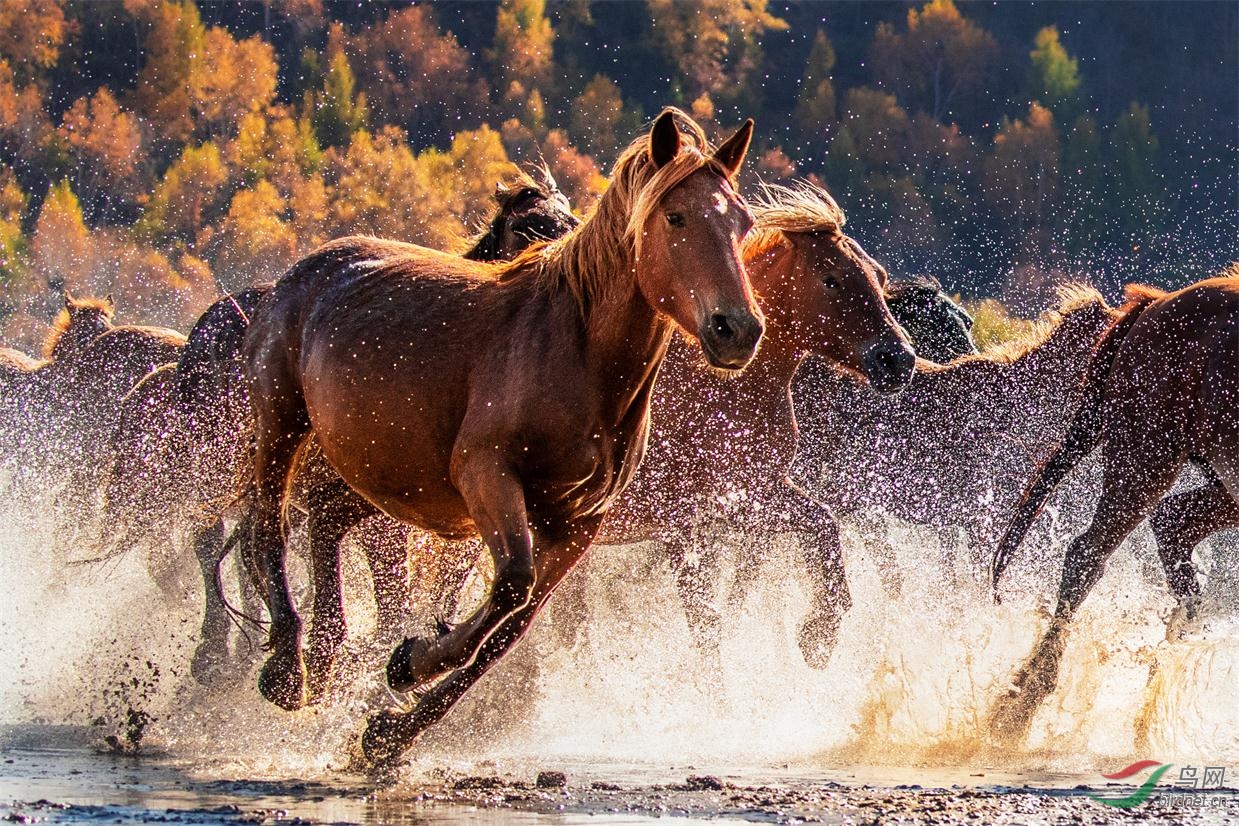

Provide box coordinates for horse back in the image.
[178,287,271,411]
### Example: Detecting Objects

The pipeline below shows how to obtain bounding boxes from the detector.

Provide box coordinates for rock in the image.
[536,771,568,789]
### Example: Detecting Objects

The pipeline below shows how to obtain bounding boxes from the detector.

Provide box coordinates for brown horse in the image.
[572,183,915,666]
[42,320,185,511]
[989,272,1239,739]
[332,182,915,683]
[793,286,1118,553]
[242,110,761,763]
[99,168,581,683]
[0,294,118,464]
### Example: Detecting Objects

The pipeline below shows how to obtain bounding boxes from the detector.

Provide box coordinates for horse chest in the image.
[520,430,634,519]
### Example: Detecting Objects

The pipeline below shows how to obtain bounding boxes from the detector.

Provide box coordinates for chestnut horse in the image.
[989,272,1239,738]
[578,183,915,666]
[794,286,1117,554]
[320,183,915,682]
[0,294,117,464]
[242,110,761,763]
[99,168,580,682]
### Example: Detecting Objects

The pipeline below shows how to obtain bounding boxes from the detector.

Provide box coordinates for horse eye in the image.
[823,275,840,290]
[666,212,685,228]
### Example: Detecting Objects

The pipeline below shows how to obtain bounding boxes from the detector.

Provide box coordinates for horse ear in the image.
[493,181,508,203]
[649,110,681,169]
[712,119,754,180]
[105,293,114,310]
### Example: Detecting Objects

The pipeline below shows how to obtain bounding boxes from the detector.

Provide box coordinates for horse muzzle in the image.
[699,309,764,371]
[860,337,916,395]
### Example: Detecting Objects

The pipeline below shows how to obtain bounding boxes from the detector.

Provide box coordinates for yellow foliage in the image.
[964,297,1040,352]
[0,0,70,79]
[494,0,555,92]
[213,180,298,290]
[33,179,95,291]
[984,102,1060,229]
[139,141,229,246]
[647,0,786,98]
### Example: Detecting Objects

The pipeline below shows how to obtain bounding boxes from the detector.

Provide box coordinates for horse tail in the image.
[991,286,1162,594]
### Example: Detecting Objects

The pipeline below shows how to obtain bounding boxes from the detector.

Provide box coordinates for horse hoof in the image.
[258,649,308,711]
[361,709,418,769]
[797,612,841,670]
[386,636,439,693]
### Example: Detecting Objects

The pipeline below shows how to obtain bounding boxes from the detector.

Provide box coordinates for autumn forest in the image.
[0,0,1235,350]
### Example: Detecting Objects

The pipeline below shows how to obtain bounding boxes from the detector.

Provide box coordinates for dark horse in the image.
[989,271,1239,739]
[99,167,580,682]
[886,276,977,363]
[242,110,761,764]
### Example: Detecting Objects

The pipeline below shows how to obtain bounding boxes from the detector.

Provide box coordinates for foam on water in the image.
[1,485,1237,780]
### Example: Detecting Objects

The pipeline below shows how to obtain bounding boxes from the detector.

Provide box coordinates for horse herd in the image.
[0,109,1234,766]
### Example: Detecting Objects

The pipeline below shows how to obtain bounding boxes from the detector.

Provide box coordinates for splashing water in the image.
[0,483,1237,783]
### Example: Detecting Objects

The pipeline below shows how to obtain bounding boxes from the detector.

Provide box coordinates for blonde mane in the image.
[745,181,847,255]
[43,295,115,359]
[976,283,1111,364]
[499,108,733,314]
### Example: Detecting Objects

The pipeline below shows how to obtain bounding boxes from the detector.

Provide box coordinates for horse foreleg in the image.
[667,532,724,668]
[190,520,231,685]
[1151,478,1239,611]
[990,443,1180,741]
[363,519,597,767]
[771,478,849,669]
[384,464,536,694]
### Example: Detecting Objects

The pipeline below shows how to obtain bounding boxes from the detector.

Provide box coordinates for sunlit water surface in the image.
[0,479,1237,821]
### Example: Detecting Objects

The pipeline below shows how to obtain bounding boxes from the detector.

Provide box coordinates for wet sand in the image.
[2,739,1236,825]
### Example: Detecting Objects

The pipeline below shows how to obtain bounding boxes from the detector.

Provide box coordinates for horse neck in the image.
[544,186,676,426]
[735,247,813,407]
[48,322,102,362]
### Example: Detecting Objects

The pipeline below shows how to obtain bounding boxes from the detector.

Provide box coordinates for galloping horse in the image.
[242,110,761,763]
[99,168,580,683]
[586,183,915,667]
[989,271,1239,738]
[0,294,117,464]
[794,286,1117,553]
[235,189,984,700]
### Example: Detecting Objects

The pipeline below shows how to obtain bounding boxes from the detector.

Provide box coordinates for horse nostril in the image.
[711,313,736,340]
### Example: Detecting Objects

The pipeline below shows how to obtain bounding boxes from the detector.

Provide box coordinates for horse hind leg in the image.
[360,516,413,632]
[249,386,313,711]
[302,483,375,703]
[190,520,231,685]
[989,441,1182,742]
[1152,476,1239,606]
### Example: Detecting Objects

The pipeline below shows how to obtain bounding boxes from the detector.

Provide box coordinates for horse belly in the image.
[304,372,475,538]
